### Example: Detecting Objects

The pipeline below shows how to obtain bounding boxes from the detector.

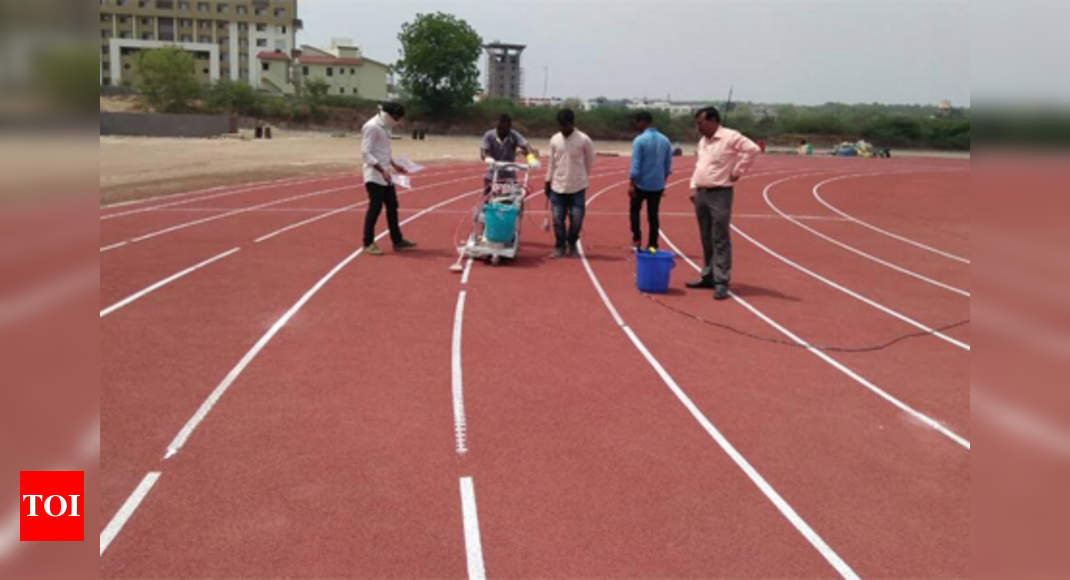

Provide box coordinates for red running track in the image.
[100,155,968,577]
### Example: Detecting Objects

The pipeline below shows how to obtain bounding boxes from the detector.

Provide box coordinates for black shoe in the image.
[566,245,577,258]
[714,284,729,300]
[686,278,714,289]
[394,239,417,251]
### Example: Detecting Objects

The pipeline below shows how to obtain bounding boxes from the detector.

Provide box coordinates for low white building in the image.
[257,38,392,100]
[627,100,693,117]
[519,97,563,108]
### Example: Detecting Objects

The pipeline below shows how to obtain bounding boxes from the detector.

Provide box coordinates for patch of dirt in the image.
[100,95,151,113]
[99,131,655,205]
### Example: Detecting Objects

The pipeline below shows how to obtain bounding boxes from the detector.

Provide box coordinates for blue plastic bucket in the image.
[635,249,675,293]
[483,203,518,243]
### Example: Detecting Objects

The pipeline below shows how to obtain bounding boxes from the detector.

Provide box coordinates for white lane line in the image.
[582,167,800,207]
[616,325,859,579]
[100,241,128,252]
[0,265,98,329]
[520,165,635,202]
[253,174,479,243]
[460,257,473,284]
[147,208,852,221]
[101,183,253,211]
[258,163,622,244]
[706,175,975,353]
[763,175,970,297]
[659,231,970,450]
[104,195,201,210]
[156,207,344,212]
[0,505,15,559]
[0,510,15,561]
[584,168,793,229]
[729,197,970,350]
[973,385,1070,458]
[99,471,160,556]
[447,167,631,456]
[100,247,240,318]
[99,173,341,212]
[459,476,487,580]
[253,202,363,243]
[125,184,358,245]
[1,417,99,559]
[576,182,860,578]
[452,290,469,455]
[99,175,499,557]
[656,212,848,221]
[100,175,331,220]
[163,187,483,460]
[812,174,970,264]
[100,181,365,251]
[98,165,478,214]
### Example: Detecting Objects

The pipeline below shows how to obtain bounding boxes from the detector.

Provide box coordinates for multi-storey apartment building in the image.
[99,0,300,88]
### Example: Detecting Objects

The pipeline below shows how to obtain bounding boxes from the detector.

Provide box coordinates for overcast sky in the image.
[299,0,969,106]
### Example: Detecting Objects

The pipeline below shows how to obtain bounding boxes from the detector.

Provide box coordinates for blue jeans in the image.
[549,189,586,250]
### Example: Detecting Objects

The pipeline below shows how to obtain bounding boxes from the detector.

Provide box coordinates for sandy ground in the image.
[99,128,968,205]
[99,130,641,204]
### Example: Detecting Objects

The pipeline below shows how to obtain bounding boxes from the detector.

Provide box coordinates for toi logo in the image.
[19,471,84,542]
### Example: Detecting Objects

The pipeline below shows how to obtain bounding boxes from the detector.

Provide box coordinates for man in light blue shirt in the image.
[628,110,673,250]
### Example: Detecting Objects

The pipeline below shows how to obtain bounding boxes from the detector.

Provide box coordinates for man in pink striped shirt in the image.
[686,106,761,299]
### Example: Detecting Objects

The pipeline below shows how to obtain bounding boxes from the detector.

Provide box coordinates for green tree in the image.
[135,47,200,112]
[304,78,330,105]
[205,78,258,115]
[862,115,924,146]
[302,78,330,122]
[562,98,584,111]
[395,12,482,115]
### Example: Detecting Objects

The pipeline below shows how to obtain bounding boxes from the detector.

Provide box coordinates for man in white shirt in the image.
[360,102,417,255]
[544,108,595,258]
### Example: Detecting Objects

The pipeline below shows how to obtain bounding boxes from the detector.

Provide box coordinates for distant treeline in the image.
[184,82,972,150]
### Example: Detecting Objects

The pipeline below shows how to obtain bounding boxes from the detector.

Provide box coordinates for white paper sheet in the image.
[395,156,424,174]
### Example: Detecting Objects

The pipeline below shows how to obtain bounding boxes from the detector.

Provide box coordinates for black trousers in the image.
[629,187,663,248]
[363,182,403,247]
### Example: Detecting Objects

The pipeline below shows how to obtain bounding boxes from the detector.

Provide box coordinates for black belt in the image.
[697,186,733,192]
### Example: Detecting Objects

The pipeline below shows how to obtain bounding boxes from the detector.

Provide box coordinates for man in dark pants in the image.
[360,102,417,255]
[628,110,673,251]
[480,113,537,195]
[544,108,595,258]
[685,106,761,299]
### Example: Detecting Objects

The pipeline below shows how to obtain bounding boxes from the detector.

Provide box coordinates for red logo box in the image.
[19,471,84,541]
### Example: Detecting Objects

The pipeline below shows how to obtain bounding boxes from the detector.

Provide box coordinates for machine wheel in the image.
[490,255,501,266]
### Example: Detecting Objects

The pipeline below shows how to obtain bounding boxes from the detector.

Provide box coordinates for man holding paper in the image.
[360,102,418,255]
